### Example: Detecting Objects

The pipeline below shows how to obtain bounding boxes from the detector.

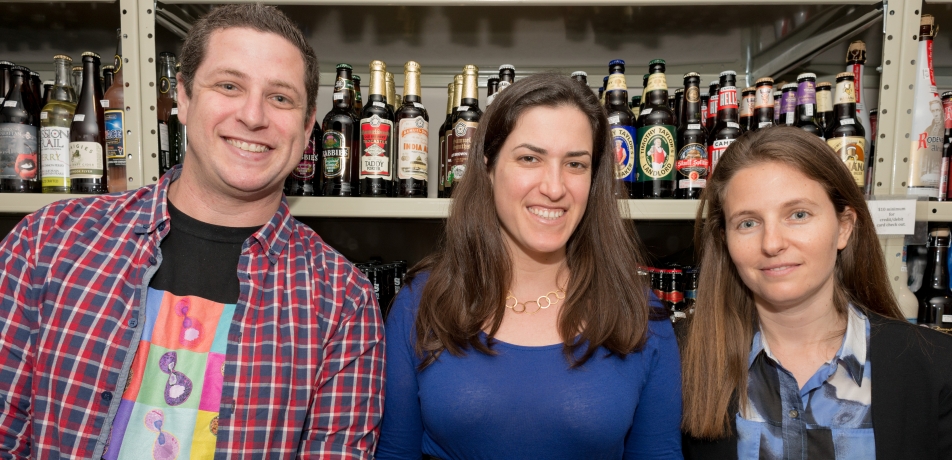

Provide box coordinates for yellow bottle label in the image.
[827,136,865,186]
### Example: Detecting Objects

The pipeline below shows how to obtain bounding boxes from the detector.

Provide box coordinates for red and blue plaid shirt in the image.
[0,166,385,459]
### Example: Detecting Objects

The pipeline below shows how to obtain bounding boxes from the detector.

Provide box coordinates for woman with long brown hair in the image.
[376,73,682,459]
[681,126,952,459]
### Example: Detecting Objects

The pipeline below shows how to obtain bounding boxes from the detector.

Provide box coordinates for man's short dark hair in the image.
[179,4,319,118]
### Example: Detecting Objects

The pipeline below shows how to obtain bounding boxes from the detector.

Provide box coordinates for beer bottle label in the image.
[755,86,773,109]
[291,135,318,181]
[398,116,428,181]
[606,74,627,92]
[333,77,354,101]
[835,80,857,104]
[611,125,637,181]
[817,90,833,112]
[700,104,708,123]
[908,34,942,196]
[645,73,667,92]
[444,127,454,188]
[740,94,754,117]
[104,109,125,168]
[719,87,738,110]
[944,97,952,129]
[322,130,350,179]
[41,126,70,188]
[676,143,708,190]
[0,123,38,181]
[826,136,866,187]
[497,80,512,92]
[707,96,718,120]
[158,121,170,152]
[773,98,781,122]
[69,141,104,179]
[782,92,797,124]
[449,119,477,184]
[159,76,171,94]
[636,125,676,182]
[798,81,816,106]
[940,157,950,201]
[707,138,735,173]
[358,114,393,180]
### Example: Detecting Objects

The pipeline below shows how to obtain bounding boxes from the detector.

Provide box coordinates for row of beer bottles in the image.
[598,49,872,200]
[0,29,126,194]
[156,52,187,177]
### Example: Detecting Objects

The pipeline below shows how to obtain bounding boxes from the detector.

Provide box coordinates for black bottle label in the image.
[0,123,37,180]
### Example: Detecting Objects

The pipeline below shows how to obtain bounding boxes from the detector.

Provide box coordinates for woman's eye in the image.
[519,156,538,163]
[792,210,809,220]
[567,161,589,169]
[739,220,757,229]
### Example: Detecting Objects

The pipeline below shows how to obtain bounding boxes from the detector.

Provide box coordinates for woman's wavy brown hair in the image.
[408,72,652,369]
[681,126,904,439]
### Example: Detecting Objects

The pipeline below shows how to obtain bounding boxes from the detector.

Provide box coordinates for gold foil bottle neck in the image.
[453,74,464,108]
[369,60,387,72]
[847,40,867,64]
[369,62,387,97]
[461,65,479,101]
[403,61,421,98]
[446,82,455,114]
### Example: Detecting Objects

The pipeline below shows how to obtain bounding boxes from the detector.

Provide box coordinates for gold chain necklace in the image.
[505,288,566,314]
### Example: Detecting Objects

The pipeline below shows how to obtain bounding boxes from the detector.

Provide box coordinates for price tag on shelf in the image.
[869,199,916,235]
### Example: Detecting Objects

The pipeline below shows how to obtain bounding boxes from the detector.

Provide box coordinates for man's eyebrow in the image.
[210,68,302,96]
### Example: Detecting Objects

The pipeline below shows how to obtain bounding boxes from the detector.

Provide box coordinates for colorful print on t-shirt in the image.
[103,288,236,460]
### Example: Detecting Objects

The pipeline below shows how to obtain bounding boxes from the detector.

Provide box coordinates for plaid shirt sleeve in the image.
[299,269,385,459]
[0,214,37,458]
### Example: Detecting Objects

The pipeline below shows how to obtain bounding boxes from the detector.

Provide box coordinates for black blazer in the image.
[683,312,952,460]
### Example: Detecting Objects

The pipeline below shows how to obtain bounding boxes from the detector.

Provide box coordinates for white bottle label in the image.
[3,100,16,107]
[69,141,103,179]
[397,116,428,181]
[41,126,70,188]
[159,122,170,152]
[73,114,85,122]
[171,107,178,115]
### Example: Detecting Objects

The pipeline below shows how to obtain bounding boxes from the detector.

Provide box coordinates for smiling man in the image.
[0,5,383,459]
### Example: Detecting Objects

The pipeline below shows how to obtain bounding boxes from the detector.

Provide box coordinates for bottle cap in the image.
[719,70,737,77]
[571,71,587,77]
[499,64,515,71]
[943,91,952,98]
[29,71,39,77]
[755,77,774,85]
[648,59,666,66]
[82,51,101,59]
[335,63,353,70]
[683,72,700,78]
[709,80,719,87]
[404,61,421,72]
[701,92,709,98]
[796,72,816,80]
[0,61,13,66]
[782,83,797,90]
[42,80,53,85]
[817,81,832,88]
[674,88,684,94]
[921,14,935,28]
[72,66,82,71]
[11,65,28,73]
[870,108,878,114]
[835,71,855,79]
[742,86,756,92]
[609,59,626,67]
[353,75,361,82]
[369,60,387,71]
[488,76,500,82]
[52,55,72,62]
[101,64,115,71]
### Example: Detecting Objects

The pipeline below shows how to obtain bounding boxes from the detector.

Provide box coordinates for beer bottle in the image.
[739,86,755,132]
[157,51,177,176]
[707,71,741,174]
[29,72,42,119]
[385,71,396,114]
[171,62,186,169]
[598,84,605,107]
[941,93,952,201]
[631,96,642,119]
[0,61,13,106]
[71,65,83,94]
[816,81,835,132]
[908,14,943,199]
[358,61,395,197]
[103,29,126,192]
[438,81,454,198]
[793,73,822,137]
[353,75,363,115]
[15,67,41,130]
[676,72,708,200]
[69,52,106,194]
[826,72,866,189]
[102,64,115,92]
[570,71,587,86]
[40,55,77,194]
[446,65,481,198]
[869,107,879,197]
[665,269,685,322]
[778,83,797,126]
[773,90,782,124]
[395,61,429,197]
[321,63,359,197]
[443,75,463,196]
[700,92,709,126]
[498,65,515,94]
[683,267,698,318]
[916,227,952,330]
[486,76,500,106]
[847,40,874,152]
[0,67,40,192]
[605,60,638,197]
[42,81,53,108]
[706,80,719,132]
[673,88,684,123]
[667,95,675,111]
[635,59,677,199]
[286,123,322,196]
[639,74,649,114]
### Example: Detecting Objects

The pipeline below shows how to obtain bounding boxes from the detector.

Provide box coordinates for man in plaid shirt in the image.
[0,5,384,459]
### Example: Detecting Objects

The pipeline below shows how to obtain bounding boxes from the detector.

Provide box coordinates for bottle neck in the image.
[54,60,71,87]
[404,72,421,99]
[333,72,354,109]
[928,242,950,288]
[682,86,702,123]
[82,60,102,101]
[6,73,23,102]
[716,86,738,122]
[607,89,629,109]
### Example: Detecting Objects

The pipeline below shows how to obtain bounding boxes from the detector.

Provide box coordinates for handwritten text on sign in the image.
[869,200,916,235]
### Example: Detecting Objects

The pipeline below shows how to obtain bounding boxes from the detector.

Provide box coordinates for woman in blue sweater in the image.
[376,73,683,460]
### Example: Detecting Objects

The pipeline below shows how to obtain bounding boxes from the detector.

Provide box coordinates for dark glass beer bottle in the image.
[42,81,52,108]
[794,73,822,137]
[29,72,42,118]
[605,60,638,197]
[571,71,587,86]
[707,71,741,174]
[353,75,363,115]
[0,61,13,106]
[700,92,709,126]
[673,88,684,123]
[103,29,125,192]
[69,52,107,194]
[171,62,186,169]
[826,72,867,190]
[773,89,782,124]
[816,81,835,132]
[157,52,177,176]
[706,80,719,132]
[635,59,677,199]
[321,63,360,197]
[446,65,481,198]
[739,86,755,132]
[0,67,40,192]
[778,83,797,126]
[286,123,322,196]
[498,65,515,95]
[639,74,649,114]
[916,227,952,331]
[102,64,115,92]
[676,72,708,200]
[358,61,396,197]
[385,71,396,114]
[847,40,874,153]
[486,76,499,106]
[630,96,641,119]
[752,77,775,132]
[395,61,429,197]
[443,75,463,197]
[41,55,77,194]
[438,81,454,198]
[598,85,605,107]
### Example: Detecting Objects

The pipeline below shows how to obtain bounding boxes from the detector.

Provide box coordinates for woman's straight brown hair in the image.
[407,72,654,369]
[681,126,904,439]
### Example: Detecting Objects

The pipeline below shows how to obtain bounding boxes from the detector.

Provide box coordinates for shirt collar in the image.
[137,165,293,265]
[749,304,869,387]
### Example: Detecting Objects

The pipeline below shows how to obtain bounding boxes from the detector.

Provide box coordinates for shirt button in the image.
[157,222,166,231]
[101,391,113,402]
[148,256,157,265]
[128,318,138,328]
[789,410,799,418]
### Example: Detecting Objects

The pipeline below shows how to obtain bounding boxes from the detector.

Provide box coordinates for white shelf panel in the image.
[0,194,90,214]
[925,202,952,222]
